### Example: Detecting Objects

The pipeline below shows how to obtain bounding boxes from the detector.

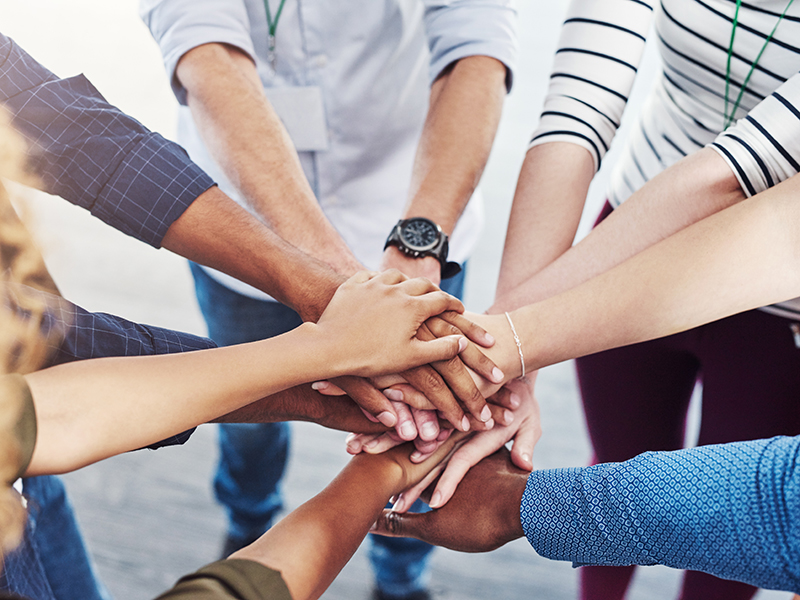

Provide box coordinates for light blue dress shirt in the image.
[141,0,518,299]
[521,436,800,592]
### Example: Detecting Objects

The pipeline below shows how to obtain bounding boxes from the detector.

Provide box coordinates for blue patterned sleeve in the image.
[0,32,215,247]
[520,437,800,593]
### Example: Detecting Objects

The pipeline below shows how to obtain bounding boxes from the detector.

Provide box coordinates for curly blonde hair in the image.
[0,108,61,560]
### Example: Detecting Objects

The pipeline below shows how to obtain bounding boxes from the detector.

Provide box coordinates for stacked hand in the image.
[313,307,541,512]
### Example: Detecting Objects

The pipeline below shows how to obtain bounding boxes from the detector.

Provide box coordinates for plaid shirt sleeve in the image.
[0,32,215,248]
[36,290,217,449]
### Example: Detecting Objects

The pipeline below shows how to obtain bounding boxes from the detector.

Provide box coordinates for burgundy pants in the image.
[576,202,800,600]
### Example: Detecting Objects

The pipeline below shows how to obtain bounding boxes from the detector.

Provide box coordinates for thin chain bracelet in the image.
[504,311,525,379]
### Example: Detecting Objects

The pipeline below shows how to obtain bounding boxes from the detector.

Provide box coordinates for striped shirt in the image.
[530,0,800,319]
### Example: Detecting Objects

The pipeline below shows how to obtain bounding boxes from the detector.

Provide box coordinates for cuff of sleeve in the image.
[91,134,215,248]
[161,559,292,600]
[520,467,585,562]
[426,5,518,92]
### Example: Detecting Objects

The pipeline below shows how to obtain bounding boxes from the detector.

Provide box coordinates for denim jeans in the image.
[0,476,110,600]
[190,262,466,596]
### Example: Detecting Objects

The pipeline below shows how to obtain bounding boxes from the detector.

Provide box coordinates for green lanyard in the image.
[264,0,287,70]
[723,0,795,129]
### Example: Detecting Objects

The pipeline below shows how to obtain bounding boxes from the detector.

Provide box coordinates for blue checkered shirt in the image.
[521,436,800,592]
[0,32,214,247]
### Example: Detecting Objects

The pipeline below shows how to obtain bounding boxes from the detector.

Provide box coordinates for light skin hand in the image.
[314,310,502,433]
[371,447,527,553]
[394,377,539,511]
[314,270,468,379]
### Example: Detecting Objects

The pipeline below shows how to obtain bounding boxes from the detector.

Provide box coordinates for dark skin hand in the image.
[371,448,527,552]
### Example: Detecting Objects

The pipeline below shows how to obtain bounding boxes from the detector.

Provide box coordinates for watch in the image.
[384,217,462,279]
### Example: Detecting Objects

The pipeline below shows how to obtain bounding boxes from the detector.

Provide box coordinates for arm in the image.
[381,55,507,282]
[162,185,345,322]
[230,435,463,600]
[374,437,800,593]
[24,270,467,475]
[492,0,655,306]
[0,32,345,321]
[174,43,363,277]
[468,168,800,380]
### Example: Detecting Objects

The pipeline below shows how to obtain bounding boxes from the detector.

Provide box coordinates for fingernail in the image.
[384,389,404,401]
[461,416,470,432]
[365,438,379,450]
[400,421,416,439]
[522,453,531,466]
[421,422,438,439]
[410,451,423,462]
[377,411,397,427]
[504,409,514,424]
[429,491,442,508]
[484,332,495,344]
[481,405,492,422]
[458,337,467,352]
[311,381,326,390]
[491,367,504,383]
[393,497,406,513]
[509,392,520,409]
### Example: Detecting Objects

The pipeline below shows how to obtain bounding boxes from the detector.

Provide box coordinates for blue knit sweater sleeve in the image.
[520,436,800,592]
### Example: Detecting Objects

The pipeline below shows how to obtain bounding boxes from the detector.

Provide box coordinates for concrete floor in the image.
[0,1,792,599]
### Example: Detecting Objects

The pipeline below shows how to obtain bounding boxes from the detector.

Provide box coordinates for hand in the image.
[315,270,467,379]
[371,447,527,552]
[344,401,506,459]
[393,376,540,511]
[314,310,504,432]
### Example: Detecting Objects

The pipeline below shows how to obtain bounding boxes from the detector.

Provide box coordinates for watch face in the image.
[400,218,439,251]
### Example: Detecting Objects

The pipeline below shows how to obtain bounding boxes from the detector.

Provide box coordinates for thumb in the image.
[372,509,433,543]
[412,335,466,365]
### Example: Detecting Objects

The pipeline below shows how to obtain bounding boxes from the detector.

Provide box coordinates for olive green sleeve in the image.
[153,559,292,600]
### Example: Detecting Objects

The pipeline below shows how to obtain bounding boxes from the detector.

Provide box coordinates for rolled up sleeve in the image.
[140,0,255,105]
[0,33,214,247]
[422,0,518,91]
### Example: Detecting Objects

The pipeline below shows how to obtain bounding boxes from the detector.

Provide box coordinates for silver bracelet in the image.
[504,311,525,379]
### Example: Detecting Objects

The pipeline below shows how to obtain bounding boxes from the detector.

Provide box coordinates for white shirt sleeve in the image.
[422,0,519,91]
[139,0,255,105]
[529,0,656,171]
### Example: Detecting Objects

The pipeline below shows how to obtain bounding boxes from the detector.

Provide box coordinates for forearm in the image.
[492,143,594,309]
[232,452,404,600]
[497,147,745,312]
[522,436,800,591]
[162,186,344,322]
[25,324,340,474]
[177,43,362,275]
[214,384,386,435]
[513,170,800,372]
[405,56,506,234]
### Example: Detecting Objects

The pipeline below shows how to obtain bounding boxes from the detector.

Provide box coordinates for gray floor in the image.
[0,1,791,599]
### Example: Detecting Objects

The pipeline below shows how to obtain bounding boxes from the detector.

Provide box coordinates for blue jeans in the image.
[190,262,466,596]
[0,476,109,600]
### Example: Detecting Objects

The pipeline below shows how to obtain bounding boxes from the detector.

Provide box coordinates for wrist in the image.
[381,247,442,283]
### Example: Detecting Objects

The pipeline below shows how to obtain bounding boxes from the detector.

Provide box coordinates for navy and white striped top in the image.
[531,0,800,318]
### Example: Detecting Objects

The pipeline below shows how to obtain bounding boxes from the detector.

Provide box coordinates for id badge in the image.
[264,86,329,152]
